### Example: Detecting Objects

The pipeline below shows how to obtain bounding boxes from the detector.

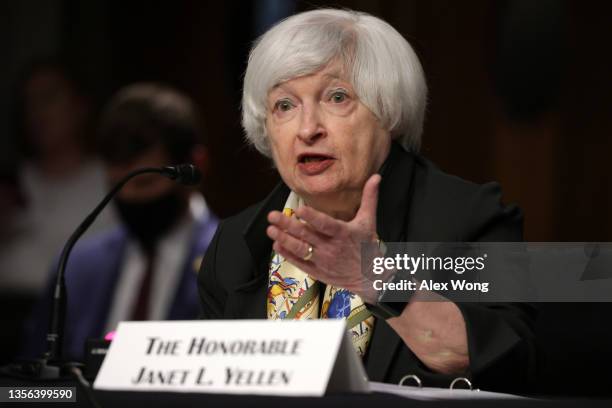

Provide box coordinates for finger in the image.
[267,211,325,246]
[273,241,320,278]
[354,174,381,229]
[294,206,344,237]
[267,225,313,260]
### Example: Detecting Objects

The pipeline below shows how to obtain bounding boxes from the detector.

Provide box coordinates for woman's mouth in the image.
[297,154,335,175]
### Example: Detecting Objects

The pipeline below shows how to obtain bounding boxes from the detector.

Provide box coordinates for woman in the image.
[199,9,535,392]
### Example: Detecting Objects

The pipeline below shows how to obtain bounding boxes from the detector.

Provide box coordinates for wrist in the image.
[366,271,416,320]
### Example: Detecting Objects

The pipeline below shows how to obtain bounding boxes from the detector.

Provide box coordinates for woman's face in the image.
[265,62,391,209]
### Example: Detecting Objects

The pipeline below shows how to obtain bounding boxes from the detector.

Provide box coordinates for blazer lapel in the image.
[376,141,416,243]
[366,142,416,381]
[225,182,290,319]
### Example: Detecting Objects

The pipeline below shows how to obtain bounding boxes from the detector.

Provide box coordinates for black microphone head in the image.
[166,164,202,185]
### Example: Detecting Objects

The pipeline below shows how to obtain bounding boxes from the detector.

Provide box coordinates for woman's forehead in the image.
[269,61,350,94]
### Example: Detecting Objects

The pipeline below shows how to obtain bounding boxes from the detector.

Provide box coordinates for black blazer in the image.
[198,142,536,393]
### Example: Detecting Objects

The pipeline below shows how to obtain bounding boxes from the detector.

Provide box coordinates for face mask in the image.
[114,191,186,251]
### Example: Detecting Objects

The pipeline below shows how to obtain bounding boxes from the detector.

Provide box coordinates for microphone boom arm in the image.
[46,165,197,362]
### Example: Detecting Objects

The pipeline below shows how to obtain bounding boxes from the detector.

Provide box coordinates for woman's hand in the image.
[266,173,469,374]
[266,174,382,303]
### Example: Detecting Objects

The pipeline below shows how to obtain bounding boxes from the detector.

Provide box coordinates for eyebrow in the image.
[269,70,349,97]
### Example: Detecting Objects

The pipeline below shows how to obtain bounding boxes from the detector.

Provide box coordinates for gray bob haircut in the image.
[242,8,427,157]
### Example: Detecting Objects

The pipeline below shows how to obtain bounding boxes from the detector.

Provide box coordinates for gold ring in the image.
[303,245,314,261]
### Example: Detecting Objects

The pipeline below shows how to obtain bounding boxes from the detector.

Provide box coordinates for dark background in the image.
[1,0,611,397]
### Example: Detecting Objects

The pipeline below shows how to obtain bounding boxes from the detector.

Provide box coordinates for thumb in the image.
[354,174,381,230]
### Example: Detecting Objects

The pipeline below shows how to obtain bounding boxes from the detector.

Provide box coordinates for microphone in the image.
[161,164,202,185]
[41,164,201,371]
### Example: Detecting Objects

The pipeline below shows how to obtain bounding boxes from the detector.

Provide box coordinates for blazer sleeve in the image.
[386,181,536,393]
[456,182,537,393]
[197,220,226,320]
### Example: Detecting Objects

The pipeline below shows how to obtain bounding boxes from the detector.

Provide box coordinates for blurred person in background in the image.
[22,83,218,360]
[0,59,116,363]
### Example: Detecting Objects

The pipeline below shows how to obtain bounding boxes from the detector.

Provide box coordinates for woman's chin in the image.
[294,179,343,199]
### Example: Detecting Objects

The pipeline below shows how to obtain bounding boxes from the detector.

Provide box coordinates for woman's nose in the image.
[297,104,325,144]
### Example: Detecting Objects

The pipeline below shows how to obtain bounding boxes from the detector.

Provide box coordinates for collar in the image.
[242,141,416,278]
[242,182,291,285]
[188,192,210,223]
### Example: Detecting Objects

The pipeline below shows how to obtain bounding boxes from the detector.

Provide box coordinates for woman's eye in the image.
[330,91,347,103]
[274,99,294,112]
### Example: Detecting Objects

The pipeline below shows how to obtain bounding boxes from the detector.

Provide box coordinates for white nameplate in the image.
[93,320,369,396]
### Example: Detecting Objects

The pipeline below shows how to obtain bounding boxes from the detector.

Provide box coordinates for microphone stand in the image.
[3,165,199,379]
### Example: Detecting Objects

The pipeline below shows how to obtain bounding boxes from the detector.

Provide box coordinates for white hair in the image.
[241,8,428,157]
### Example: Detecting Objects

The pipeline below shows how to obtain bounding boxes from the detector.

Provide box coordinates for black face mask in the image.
[114,191,186,251]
